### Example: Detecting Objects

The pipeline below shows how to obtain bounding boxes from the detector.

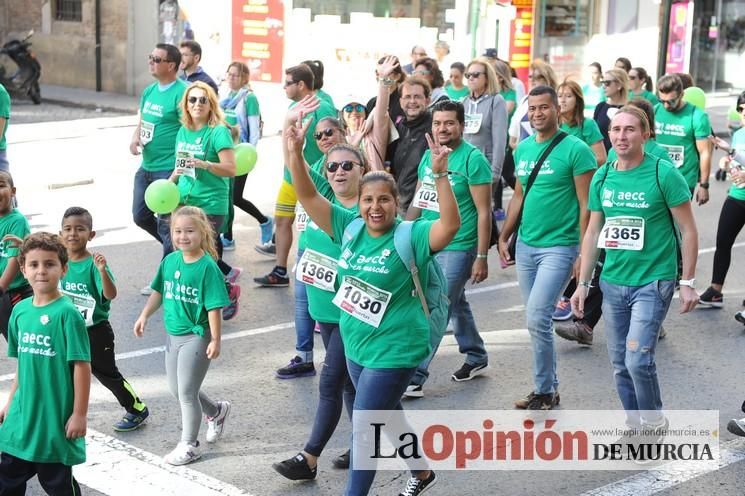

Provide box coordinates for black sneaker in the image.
[526,392,559,410]
[736,311,745,325]
[276,356,316,379]
[451,362,489,382]
[272,452,317,480]
[699,286,724,308]
[255,242,277,257]
[515,391,560,409]
[331,449,350,469]
[254,269,289,287]
[398,471,436,496]
[727,417,745,437]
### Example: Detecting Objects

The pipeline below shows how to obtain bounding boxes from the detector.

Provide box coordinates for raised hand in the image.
[377,55,400,79]
[425,133,452,173]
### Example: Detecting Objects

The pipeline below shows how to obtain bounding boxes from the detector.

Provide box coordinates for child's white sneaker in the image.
[206,400,231,443]
[164,441,201,465]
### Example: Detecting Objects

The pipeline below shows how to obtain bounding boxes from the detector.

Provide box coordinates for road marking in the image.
[77,429,252,496]
[579,438,745,496]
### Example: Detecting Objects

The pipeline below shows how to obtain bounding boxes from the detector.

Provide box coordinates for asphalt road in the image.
[2,101,745,496]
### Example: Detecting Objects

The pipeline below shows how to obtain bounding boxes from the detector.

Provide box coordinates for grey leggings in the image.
[165,332,219,443]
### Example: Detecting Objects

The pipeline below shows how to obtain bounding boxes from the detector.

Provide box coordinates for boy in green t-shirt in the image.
[0,232,91,494]
[59,207,149,432]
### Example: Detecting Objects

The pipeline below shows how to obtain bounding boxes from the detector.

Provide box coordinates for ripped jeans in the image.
[600,279,675,427]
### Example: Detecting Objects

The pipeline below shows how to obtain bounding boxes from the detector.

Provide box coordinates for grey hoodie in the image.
[462,93,508,179]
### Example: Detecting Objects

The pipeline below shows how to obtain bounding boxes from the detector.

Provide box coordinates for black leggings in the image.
[493,147,517,210]
[225,174,267,241]
[712,196,745,285]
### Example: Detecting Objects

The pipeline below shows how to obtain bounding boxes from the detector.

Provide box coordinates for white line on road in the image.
[579,439,745,496]
[77,429,252,496]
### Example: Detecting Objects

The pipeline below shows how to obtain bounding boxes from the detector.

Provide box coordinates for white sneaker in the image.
[140,285,154,296]
[206,400,231,443]
[163,441,201,465]
[403,384,423,398]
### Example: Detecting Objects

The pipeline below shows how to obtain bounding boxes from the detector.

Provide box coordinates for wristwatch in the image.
[678,278,696,288]
[699,182,709,189]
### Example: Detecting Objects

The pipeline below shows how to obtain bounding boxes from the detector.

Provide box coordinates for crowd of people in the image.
[0,38,744,496]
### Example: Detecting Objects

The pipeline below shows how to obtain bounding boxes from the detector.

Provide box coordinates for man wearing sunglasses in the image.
[654,74,712,205]
[129,44,188,295]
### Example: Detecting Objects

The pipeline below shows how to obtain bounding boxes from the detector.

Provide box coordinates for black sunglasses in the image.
[326,161,360,173]
[464,71,483,79]
[659,96,680,106]
[343,104,365,113]
[314,128,336,140]
[188,96,208,105]
[148,55,170,64]
[601,80,616,87]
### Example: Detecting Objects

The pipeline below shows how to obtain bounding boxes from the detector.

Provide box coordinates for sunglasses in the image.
[148,55,170,64]
[344,104,365,113]
[326,161,360,173]
[601,80,617,86]
[188,96,208,105]
[464,71,483,79]
[314,128,336,140]
[413,69,431,76]
[659,97,680,106]
[284,80,298,88]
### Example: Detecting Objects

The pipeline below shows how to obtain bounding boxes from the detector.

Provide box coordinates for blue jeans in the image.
[515,240,578,395]
[600,279,674,427]
[304,322,356,456]
[345,360,421,496]
[132,167,172,257]
[412,249,487,386]
[294,249,316,362]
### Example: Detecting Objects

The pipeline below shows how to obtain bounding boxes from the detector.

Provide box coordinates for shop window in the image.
[540,0,591,37]
[55,0,82,21]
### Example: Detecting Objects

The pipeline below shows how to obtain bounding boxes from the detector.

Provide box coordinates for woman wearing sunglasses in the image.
[285,110,460,495]
[628,67,658,106]
[413,57,449,109]
[593,68,629,151]
[170,81,240,320]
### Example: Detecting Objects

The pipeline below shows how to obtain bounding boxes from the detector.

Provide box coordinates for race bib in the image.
[174,151,196,178]
[332,276,391,328]
[295,205,308,232]
[140,121,155,146]
[598,216,645,251]
[464,113,483,134]
[296,248,338,292]
[65,292,96,326]
[412,182,439,212]
[660,144,684,168]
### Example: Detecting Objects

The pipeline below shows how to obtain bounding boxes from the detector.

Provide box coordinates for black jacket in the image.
[390,111,432,213]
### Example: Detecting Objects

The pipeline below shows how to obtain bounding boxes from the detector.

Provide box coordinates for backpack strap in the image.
[393,220,430,318]
[341,217,365,249]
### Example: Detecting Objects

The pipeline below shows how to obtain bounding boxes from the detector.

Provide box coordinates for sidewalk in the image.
[41,84,138,113]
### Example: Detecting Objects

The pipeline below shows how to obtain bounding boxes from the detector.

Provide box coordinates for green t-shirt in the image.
[589,154,691,286]
[60,256,114,327]
[445,85,470,102]
[150,251,230,336]
[297,158,334,251]
[0,297,90,465]
[582,84,604,117]
[514,132,597,247]
[331,207,434,368]
[0,209,30,290]
[139,79,188,172]
[727,127,745,200]
[175,125,233,216]
[0,83,10,151]
[283,99,338,183]
[654,102,712,189]
[316,89,336,111]
[607,139,671,164]
[560,118,603,146]
[223,90,260,126]
[417,141,492,251]
[500,88,518,120]
[629,89,659,106]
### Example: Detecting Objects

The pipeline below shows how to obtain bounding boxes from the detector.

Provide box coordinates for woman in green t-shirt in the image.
[171,81,240,320]
[444,62,469,102]
[558,80,606,166]
[628,67,659,106]
[285,114,460,495]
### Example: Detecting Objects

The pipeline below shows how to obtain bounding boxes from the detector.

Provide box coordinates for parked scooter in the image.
[0,30,42,104]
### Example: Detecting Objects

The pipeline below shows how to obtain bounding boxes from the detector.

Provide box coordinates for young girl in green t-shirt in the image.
[134,206,231,466]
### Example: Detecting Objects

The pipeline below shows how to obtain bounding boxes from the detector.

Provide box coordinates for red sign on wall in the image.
[508,0,534,86]
[231,0,285,83]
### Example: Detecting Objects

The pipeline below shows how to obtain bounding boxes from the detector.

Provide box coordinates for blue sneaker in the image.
[113,407,149,432]
[221,236,236,251]
[260,216,274,245]
[552,297,573,321]
[276,356,316,379]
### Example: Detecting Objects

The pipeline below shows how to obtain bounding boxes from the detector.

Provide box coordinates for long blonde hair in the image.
[604,69,629,102]
[466,57,500,95]
[180,81,228,130]
[170,206,218,260]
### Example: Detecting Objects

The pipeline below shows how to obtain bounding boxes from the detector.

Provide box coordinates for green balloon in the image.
[235,143,258,176]
[683,86,706,111]
[144,179,180,214]
[728,108,741,122]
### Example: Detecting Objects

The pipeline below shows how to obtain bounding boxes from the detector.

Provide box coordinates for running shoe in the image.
[552,297,573,321]
[554,320,593,345]
[221,236,236,252]
[140,285,153,296]
[223,283,241,321]
[699,286,724,308]
[164,441,201,466]
[727,418,745,437]
[255,241,276,257]
[526,392,560,410]
[451,363,488,382]
[226,266,243,284]
[205,400,231,443]
[113,406,149,432]
[276,356,316,379]
[260,216,274,245]
[515,391,560,409]
[254,268,289,287]
[493,208,506,221]
[398,471,436,496]
[272,453,317,480]
[658,325,667,340]
[403,384,423,398]
[736,311,745,325]
[332,449,350,469]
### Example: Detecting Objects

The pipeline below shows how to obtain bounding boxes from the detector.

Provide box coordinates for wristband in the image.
[579,280,592,288]
[432,171,449,179]
[476,253,488,259]
[378,77,395,86]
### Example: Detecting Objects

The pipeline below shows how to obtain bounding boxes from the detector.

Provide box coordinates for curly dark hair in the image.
[414,57,445,89]
[19,232,68,267]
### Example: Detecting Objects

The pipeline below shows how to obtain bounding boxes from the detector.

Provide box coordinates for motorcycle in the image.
[0,30,42,104]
